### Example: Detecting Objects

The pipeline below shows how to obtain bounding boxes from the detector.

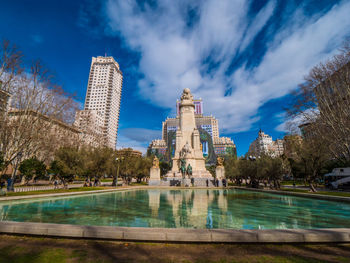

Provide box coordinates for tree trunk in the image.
[61,178,68,189]
[20,175,26,185]
[112,177,117,186]
[309,182,317,192]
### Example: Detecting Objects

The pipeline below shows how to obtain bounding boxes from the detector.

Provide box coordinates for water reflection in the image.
[0,189,350,229]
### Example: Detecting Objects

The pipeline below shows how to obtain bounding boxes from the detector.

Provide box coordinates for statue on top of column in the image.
[152,156,159,168]
[181,88,193,101]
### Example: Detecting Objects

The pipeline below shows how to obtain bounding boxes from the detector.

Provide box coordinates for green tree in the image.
[87,147,114,185]
[19,157,46,184]
[159,161,171,177]
[48,160,72,188]
[238,157,258,187]
[51,147,84,188]
[224,156,240,184]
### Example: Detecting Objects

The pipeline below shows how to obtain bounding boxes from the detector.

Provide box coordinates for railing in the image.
[0,182,114,194]
[2,183,85,193]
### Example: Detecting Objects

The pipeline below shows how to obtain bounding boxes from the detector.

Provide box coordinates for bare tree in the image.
[287,40,350,163]
[0,40,23,93]
[0,41,79,180]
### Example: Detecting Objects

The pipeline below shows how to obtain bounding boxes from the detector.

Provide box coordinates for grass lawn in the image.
[280,187,350,198]
[0,235,349,263]
[2,187,112,197]
[130,181,148,186]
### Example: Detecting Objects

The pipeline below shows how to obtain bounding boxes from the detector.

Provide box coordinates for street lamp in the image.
[248,155,258,188]
[113,157,124,187]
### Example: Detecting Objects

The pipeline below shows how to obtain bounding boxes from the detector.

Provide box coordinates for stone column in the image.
[149,157,161,186]
[215,157,225,187]
[149,167,161,185]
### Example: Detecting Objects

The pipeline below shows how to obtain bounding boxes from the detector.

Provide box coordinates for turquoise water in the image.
[1,189,350,229]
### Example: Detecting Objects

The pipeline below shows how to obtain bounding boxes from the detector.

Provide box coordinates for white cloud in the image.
[105,0,350,134]
[117,128,161,154]
[116,134,147,154]
[275,109,319,133]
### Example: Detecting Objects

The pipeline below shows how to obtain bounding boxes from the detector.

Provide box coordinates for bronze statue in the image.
[186,163,192,176]
[180,158,186,178]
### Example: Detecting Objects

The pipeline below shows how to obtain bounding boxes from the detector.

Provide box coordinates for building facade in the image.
[117,148,142,158]
[148,97,236,163]
[74,109,104,147]
[6,109,81,163]
[248,130,284,157]
[81,56,123,149]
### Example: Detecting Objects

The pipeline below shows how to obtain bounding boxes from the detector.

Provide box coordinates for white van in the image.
[324,168,350,190]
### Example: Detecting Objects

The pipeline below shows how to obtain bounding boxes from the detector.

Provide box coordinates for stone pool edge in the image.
[0,221,349,243]
[232,186,350,203]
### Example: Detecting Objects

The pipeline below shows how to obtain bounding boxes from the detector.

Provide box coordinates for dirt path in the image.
[0,235,349,263]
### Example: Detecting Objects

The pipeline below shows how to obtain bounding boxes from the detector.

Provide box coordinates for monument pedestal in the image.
[149,167,161,186]
[216,166,225,187]
[159,88,215,187]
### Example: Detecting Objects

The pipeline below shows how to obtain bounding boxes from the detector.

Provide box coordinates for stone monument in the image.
[162,88,214,186]
[149,156,161,185]
[215,156,225,187]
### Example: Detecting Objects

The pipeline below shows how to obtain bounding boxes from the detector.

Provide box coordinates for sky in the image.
[1,0,350,156]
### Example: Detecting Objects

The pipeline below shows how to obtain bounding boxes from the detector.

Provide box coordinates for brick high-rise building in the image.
[80,56,123,149]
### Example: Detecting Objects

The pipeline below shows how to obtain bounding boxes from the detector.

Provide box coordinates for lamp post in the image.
[113,157,124,187]
[248,155,257,188]
[9,151,23,192]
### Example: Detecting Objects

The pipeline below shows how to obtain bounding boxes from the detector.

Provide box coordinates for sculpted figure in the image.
[181,88,193,101]
[152,156,159,168]
[217,156,224,167]
[180,141,192,158]
[180,158,186,178]
[186,164,192,176]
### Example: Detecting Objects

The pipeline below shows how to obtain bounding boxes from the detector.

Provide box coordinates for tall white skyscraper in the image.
[83,56,123,149]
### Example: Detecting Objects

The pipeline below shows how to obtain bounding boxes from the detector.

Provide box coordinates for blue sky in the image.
[1,0,350,155]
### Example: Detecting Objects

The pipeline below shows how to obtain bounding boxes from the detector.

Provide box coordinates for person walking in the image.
[54,179,58,189]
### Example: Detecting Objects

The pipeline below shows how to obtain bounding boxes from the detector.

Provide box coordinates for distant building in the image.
[148,97,236,163]
[7,109,81,162]
[298,122,317,140]
[248,130,284,157]
[74,109,104,147]
[213,137,236,156]
[148,139,167,157]
[117,148,142,158]
[283,134,302,158]
[82,56,123,149]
